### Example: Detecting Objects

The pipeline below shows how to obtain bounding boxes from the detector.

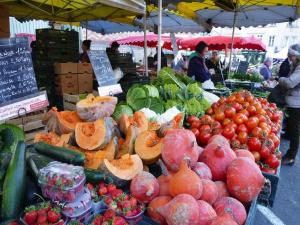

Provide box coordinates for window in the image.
[257,35,263,40]
[268,36,275,47]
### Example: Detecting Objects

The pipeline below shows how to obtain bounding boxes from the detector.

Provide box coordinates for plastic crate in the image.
[204,88,231,97]
[245,197,258,225]
[258,164,280,207]
[225,80,254,91]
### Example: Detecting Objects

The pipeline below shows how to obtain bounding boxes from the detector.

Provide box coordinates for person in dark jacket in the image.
[79,40,91,63]
[279,57,290,78]
[187,41,211,83]
[153,48,168,68]
[206,51,225,84]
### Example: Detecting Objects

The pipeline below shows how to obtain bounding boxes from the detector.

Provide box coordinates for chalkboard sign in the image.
[236,61,249,74]
[88,50,116,87]
[0,37,38,105]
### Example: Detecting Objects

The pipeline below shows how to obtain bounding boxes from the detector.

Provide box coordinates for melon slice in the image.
[101,154,143,187]
[117,125,138,157]
[34,132,71,147]
[135,131,162,165]
[76,94,117,121]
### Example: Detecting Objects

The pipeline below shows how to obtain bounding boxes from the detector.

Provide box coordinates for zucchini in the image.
[34,142,85,166]
[84,168,113,184]
[1,141,26,220]
[0,124,24,154]
[0,152,12,183]
[27,154,54,180]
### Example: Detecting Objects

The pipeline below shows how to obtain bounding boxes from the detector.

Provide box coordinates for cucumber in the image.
[0,124,24,154]
[27,154,54,180]
[85,168,113,184]
[1,141,26,220]
[0,152,12,182]
[34,142,85,166]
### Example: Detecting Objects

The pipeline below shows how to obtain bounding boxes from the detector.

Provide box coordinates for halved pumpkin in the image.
[104,136,118,161]
[118,113,132,135]
[76,94,117,121]
[43,107,82,134]
[100,154,143,187]
[132,111,148,133]
[75,119,112,150]
[34,132,71,147]
[117,125,138,157]
[84,149,107,169]
[158,112,184,137]
[135,130,162,165]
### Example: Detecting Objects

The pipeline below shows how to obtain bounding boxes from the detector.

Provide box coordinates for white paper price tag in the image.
[0,91,48,122]
[98,84,123,96]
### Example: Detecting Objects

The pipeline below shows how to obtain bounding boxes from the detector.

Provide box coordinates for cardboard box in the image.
[55,74,78,95]
[78,63,93,74]
[54,62,78,74]
[78,73,93,94]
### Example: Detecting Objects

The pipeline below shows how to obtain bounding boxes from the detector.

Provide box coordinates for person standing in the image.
[279,57,291,78]
[279,43,300,165]
[260,57,273,80]
[79,40,91,63]
[153,47,168,68]
[187,41,211,83]
[206,51,225,84]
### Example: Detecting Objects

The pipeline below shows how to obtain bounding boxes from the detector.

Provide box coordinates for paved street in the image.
[254,139,300,225]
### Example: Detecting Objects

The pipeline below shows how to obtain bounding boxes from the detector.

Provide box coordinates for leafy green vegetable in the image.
[184,97,204,117]
[148,98,165,114]
[164,84,180,99]
[126,86,147,109]
[143,85,159,98]
[187,83,203,97]
[158,67,186,89]
[112,104,133,121]
[165,99,183,110]
[198,98,211,111]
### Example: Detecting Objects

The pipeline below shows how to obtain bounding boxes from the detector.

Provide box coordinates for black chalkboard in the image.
[88,50,116,87]
[237,61,249,74]
[0,37,38,105]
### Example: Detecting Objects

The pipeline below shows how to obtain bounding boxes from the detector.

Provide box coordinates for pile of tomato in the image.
[187,90,282,174]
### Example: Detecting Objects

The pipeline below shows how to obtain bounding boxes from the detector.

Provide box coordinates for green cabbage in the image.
[187,83,203,97]
[143,85,159,98]
[164,84,180,99]
[112,104,133,121]
[126,86,147,109]
[184,97,204,117]
[165,99,183,110]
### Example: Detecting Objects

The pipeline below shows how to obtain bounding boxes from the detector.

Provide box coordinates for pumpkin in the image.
[135,131,162,165]
[100,154,143,187]
[215,181,230,202]
[161,129,200,172]
[117,125,138,157]
[76,94,117,121]
[83,136,118,169]
[147,196,172,225]
[118,113,132,135]
[197,200,217,225]
[75,118,113,150]
[200,179,218,205]
[213,197,247,225]
[193,162,212,180]
[43,107,82,134]
[34,132,71,147]
[168,160,203,199]
[226,157,264,202]
[158,113,184,137]
[157,194,200,225]
[130,171,159,203]
[118,111,148,135]
[199,138,236,181]
[210,216,238,225]
[235,149,255,162]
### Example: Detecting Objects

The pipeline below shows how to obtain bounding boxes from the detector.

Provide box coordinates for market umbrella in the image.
[176,0,299,72]
[115,34,175,50]
[0,0,146,22]
[178,36,266,51]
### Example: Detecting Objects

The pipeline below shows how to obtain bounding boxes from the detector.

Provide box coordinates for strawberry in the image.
[98,186,108,196]
[86,183,94,191]
[37,208,47,216]
[125,211,134,217]
[121,200,131,209]
[47,207,61,223]
[8,222,19,225]
[110,189,123,199]
[39,222,49,225]
[92,215,103,225]
[24,206,37,225]
[99,182,106,188]
[64,192,75,202]
[103,209,115,221]
[37,214,47,224]
[112,216,127,225]
[53,219,65,225]
[107,184,116,193]
[104,196,113,205]
[129,197,137,208]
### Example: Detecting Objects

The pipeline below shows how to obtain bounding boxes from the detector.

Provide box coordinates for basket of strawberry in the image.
[88,209,128,225]
[20,202,65,225]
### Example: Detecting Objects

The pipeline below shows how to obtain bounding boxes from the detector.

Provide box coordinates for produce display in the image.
[187,90,282,173]
[231,72,262,83]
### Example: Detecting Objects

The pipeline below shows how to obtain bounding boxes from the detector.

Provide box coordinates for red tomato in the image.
[251,127,263,138]
[236,95,245,104]
[206,108,214,115]
[199,124,211,132]
[191,128,200,138]
[257,115,266,123]
[247,105,257,116]
[211,102,219,112]
[260,145,271,159]
[226,95,236,103]
[242,102,250,109]
[252,151,261,162]
[240,109,250,117]
[226,123,238,131]
[262,138,275,154]
[214,111,225,122]
[238,131,248,144]
[200,115,213,125]
[248,137,262,152]
[211,121,222,129]
[237,124,248,133]
[246,95,254,104]
[269,103,277,109]
[197,131,212,145]
[265,154,280,169]
[269,133,280,148]
[212,127,223,135]
[246,117,259,130]
[231,138,241,149]
[222,126,235,140]
[234,113,248,125]
[224,107,236,118]
[219,97,226,104]
[191,120,201,129]
[222,118,232,126]
[271,112,281,123]
[271,125,279,134]
[232,102,243,112]
[187,115,199,125]
[256,108,266,116]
